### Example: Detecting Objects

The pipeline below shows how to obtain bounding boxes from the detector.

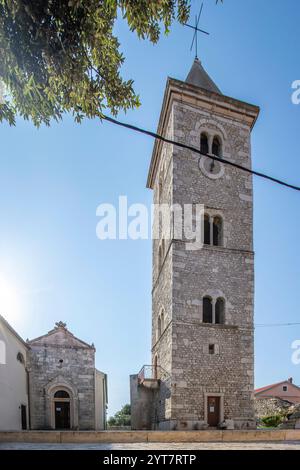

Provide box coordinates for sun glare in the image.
[0,274,20,324]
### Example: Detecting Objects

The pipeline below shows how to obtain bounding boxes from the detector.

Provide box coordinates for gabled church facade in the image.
[28,321,107,430]
[131,58,259,430]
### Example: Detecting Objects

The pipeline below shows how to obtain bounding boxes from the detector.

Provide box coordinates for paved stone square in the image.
[1,441,300,450]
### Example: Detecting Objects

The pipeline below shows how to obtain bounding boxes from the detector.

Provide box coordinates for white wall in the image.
[0,320,29,430]
[94,369,107,430]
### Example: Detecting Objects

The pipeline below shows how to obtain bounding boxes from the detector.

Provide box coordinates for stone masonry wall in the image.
[169,99,255,427]
[254,398,292,419]
[29,344,95,430]
[150,89,256,429]
[151,109,174,426]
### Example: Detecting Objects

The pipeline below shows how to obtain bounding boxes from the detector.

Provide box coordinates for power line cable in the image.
[71,39,299,192]
[103,118,300,329]
[103,115,300,192]
[255,322,300,328]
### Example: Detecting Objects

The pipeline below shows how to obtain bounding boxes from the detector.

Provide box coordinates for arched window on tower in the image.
[204,214,210,245]
[203,296,213,323]
[158,170,163,204]
[213,216,223,246]
[161,239,165,260]
[160,309,165,333]
[215,298,225,324]
[158,245,162,271]
[212,136,221,157]
[200,133,209,155]
[158,180,162,202]
[157,315,161,339]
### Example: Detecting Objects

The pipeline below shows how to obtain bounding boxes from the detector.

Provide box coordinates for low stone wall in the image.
[281,405,300,429]
[1,430,300,443]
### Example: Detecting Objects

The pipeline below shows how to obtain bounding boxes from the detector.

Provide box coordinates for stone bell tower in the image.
[130,58,259,430]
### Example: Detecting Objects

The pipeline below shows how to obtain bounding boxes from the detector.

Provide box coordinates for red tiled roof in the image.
[255,380,300,395]
[255,382,283,394]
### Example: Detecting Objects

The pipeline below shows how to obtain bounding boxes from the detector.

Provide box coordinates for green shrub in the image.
[260,414,283,428]
[107,404,131,428]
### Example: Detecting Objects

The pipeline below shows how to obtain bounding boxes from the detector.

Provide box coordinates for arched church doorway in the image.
[46,380,78,429]
[54,390,71,429]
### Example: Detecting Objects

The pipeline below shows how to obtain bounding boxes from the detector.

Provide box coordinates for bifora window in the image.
[200,132,223,157]
[203,297,225,325]
[203,214,223,247]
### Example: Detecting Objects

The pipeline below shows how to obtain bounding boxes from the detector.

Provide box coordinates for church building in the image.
[28,321,107,430]
[130,58,259,430]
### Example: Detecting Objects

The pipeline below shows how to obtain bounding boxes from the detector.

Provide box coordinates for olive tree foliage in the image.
[0,0,222,126]
[108,404,131,427]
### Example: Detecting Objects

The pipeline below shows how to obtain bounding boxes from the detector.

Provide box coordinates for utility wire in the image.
[103,115,300,328]
[103,115,300,192]
[255,322,300,328]
[73,41,298,192]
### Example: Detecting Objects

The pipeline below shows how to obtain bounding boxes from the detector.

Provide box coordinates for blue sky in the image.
[0,0,300,416]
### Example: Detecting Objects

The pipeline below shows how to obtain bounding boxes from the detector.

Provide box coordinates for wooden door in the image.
[55,401,70,429]
[207,396,220,427]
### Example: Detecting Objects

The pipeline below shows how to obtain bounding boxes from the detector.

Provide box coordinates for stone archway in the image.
[45,376,79,430]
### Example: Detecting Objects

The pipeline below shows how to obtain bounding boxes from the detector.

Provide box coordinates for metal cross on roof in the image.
[184,2,209,58]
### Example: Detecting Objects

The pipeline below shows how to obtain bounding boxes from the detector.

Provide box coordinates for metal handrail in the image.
[138,364,170,383]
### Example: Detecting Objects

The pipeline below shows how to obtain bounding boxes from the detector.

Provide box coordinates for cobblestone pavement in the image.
[1,441,300,450]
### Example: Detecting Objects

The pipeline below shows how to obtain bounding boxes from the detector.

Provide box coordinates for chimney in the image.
[288,377,293,384]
